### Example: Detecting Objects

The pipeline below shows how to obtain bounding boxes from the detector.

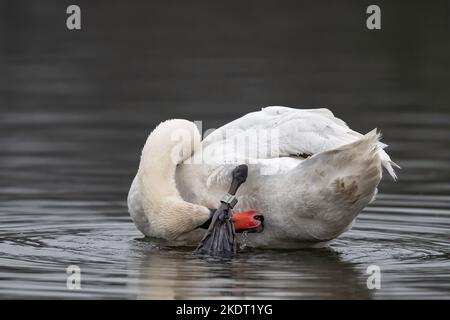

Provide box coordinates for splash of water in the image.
[239,231,249,250]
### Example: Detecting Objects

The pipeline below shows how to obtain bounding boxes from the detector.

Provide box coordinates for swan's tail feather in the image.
[352,129,399,183]
[298,130,383,235]
[333,129,384,200]
[383,160,399,181]
[372,129,399,181]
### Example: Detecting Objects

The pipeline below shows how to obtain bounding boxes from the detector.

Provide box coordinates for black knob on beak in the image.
[253,214,264,223]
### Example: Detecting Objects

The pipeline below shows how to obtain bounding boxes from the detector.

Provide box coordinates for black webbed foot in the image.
[195,164,248,257]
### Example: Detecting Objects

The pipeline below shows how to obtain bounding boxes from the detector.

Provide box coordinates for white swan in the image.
[128,106,398,248]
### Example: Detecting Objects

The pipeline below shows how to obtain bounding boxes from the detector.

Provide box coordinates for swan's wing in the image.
[200,106,398,181]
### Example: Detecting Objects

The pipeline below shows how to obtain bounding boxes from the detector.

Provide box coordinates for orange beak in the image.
[232,211,264,233]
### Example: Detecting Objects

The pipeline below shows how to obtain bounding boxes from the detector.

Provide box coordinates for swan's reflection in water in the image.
[131,242,373,299]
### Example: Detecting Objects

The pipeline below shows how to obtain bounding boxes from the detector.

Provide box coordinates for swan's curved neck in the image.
[136,119,210,239]
[139,120,201,207]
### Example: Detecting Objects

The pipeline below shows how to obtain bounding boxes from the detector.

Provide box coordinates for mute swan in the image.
[128,106,398,248]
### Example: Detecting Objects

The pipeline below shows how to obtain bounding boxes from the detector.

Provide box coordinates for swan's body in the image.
[128,106,398,248]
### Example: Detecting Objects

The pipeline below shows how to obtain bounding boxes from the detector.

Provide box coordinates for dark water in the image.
[0,1,449,299]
